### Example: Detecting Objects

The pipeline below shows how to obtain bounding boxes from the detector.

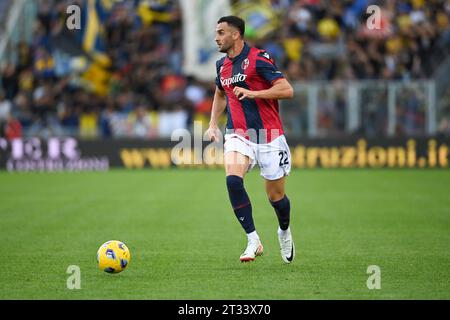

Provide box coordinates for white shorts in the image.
[224,134,291,180]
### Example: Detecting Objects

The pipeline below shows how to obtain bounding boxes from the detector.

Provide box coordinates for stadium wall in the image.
[0,137,449,172]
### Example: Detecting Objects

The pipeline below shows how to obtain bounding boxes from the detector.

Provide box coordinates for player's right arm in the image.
[206,87,227,142]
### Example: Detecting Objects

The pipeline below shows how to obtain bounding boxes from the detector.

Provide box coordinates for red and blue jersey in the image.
[215,43,285,143]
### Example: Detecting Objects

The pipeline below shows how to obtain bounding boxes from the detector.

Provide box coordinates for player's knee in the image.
[225,163,247,177]
[226,175,244,191]
[267,190,285,202]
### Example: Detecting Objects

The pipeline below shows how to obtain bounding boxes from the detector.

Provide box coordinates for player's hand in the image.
[205,126,221,142]
[233,87,255,100]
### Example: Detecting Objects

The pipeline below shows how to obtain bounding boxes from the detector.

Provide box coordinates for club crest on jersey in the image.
[220,73,247,87]
[241,58,249,70]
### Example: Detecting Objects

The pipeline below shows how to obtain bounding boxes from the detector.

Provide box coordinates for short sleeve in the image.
[215,58,225,91]
[255,51,285,84]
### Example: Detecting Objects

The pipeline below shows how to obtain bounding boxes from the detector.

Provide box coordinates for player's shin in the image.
[226,175,256,235]
[270,195,290,230]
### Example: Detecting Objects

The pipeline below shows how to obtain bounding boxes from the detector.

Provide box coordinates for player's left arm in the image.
[233,78,294,100]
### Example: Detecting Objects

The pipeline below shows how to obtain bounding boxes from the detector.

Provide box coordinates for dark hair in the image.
[217,16,245,37]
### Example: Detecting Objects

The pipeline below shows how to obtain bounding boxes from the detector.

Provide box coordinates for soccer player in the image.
[206,16,296,263]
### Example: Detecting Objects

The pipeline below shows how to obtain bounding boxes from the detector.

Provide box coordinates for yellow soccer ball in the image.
[97,240,131,273]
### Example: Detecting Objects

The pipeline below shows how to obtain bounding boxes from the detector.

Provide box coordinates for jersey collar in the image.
[228,42,250,62]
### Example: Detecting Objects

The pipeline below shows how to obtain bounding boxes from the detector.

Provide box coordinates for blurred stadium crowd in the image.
[0,0,450,139]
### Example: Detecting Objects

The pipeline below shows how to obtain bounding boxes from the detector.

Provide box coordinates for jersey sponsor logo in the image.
[220,72,247,87]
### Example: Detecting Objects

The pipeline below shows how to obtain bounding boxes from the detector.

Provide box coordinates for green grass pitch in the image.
[0,169,449,299]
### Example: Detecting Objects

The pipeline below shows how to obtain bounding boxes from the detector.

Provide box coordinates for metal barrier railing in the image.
[0,0,36,67]
[280,80,437,138]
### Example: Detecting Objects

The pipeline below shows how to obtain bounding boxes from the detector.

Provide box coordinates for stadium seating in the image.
[0,0,449,139]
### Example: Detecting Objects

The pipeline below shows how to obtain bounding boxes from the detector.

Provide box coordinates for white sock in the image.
[278,226,290,236]
[247,230,260,241]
